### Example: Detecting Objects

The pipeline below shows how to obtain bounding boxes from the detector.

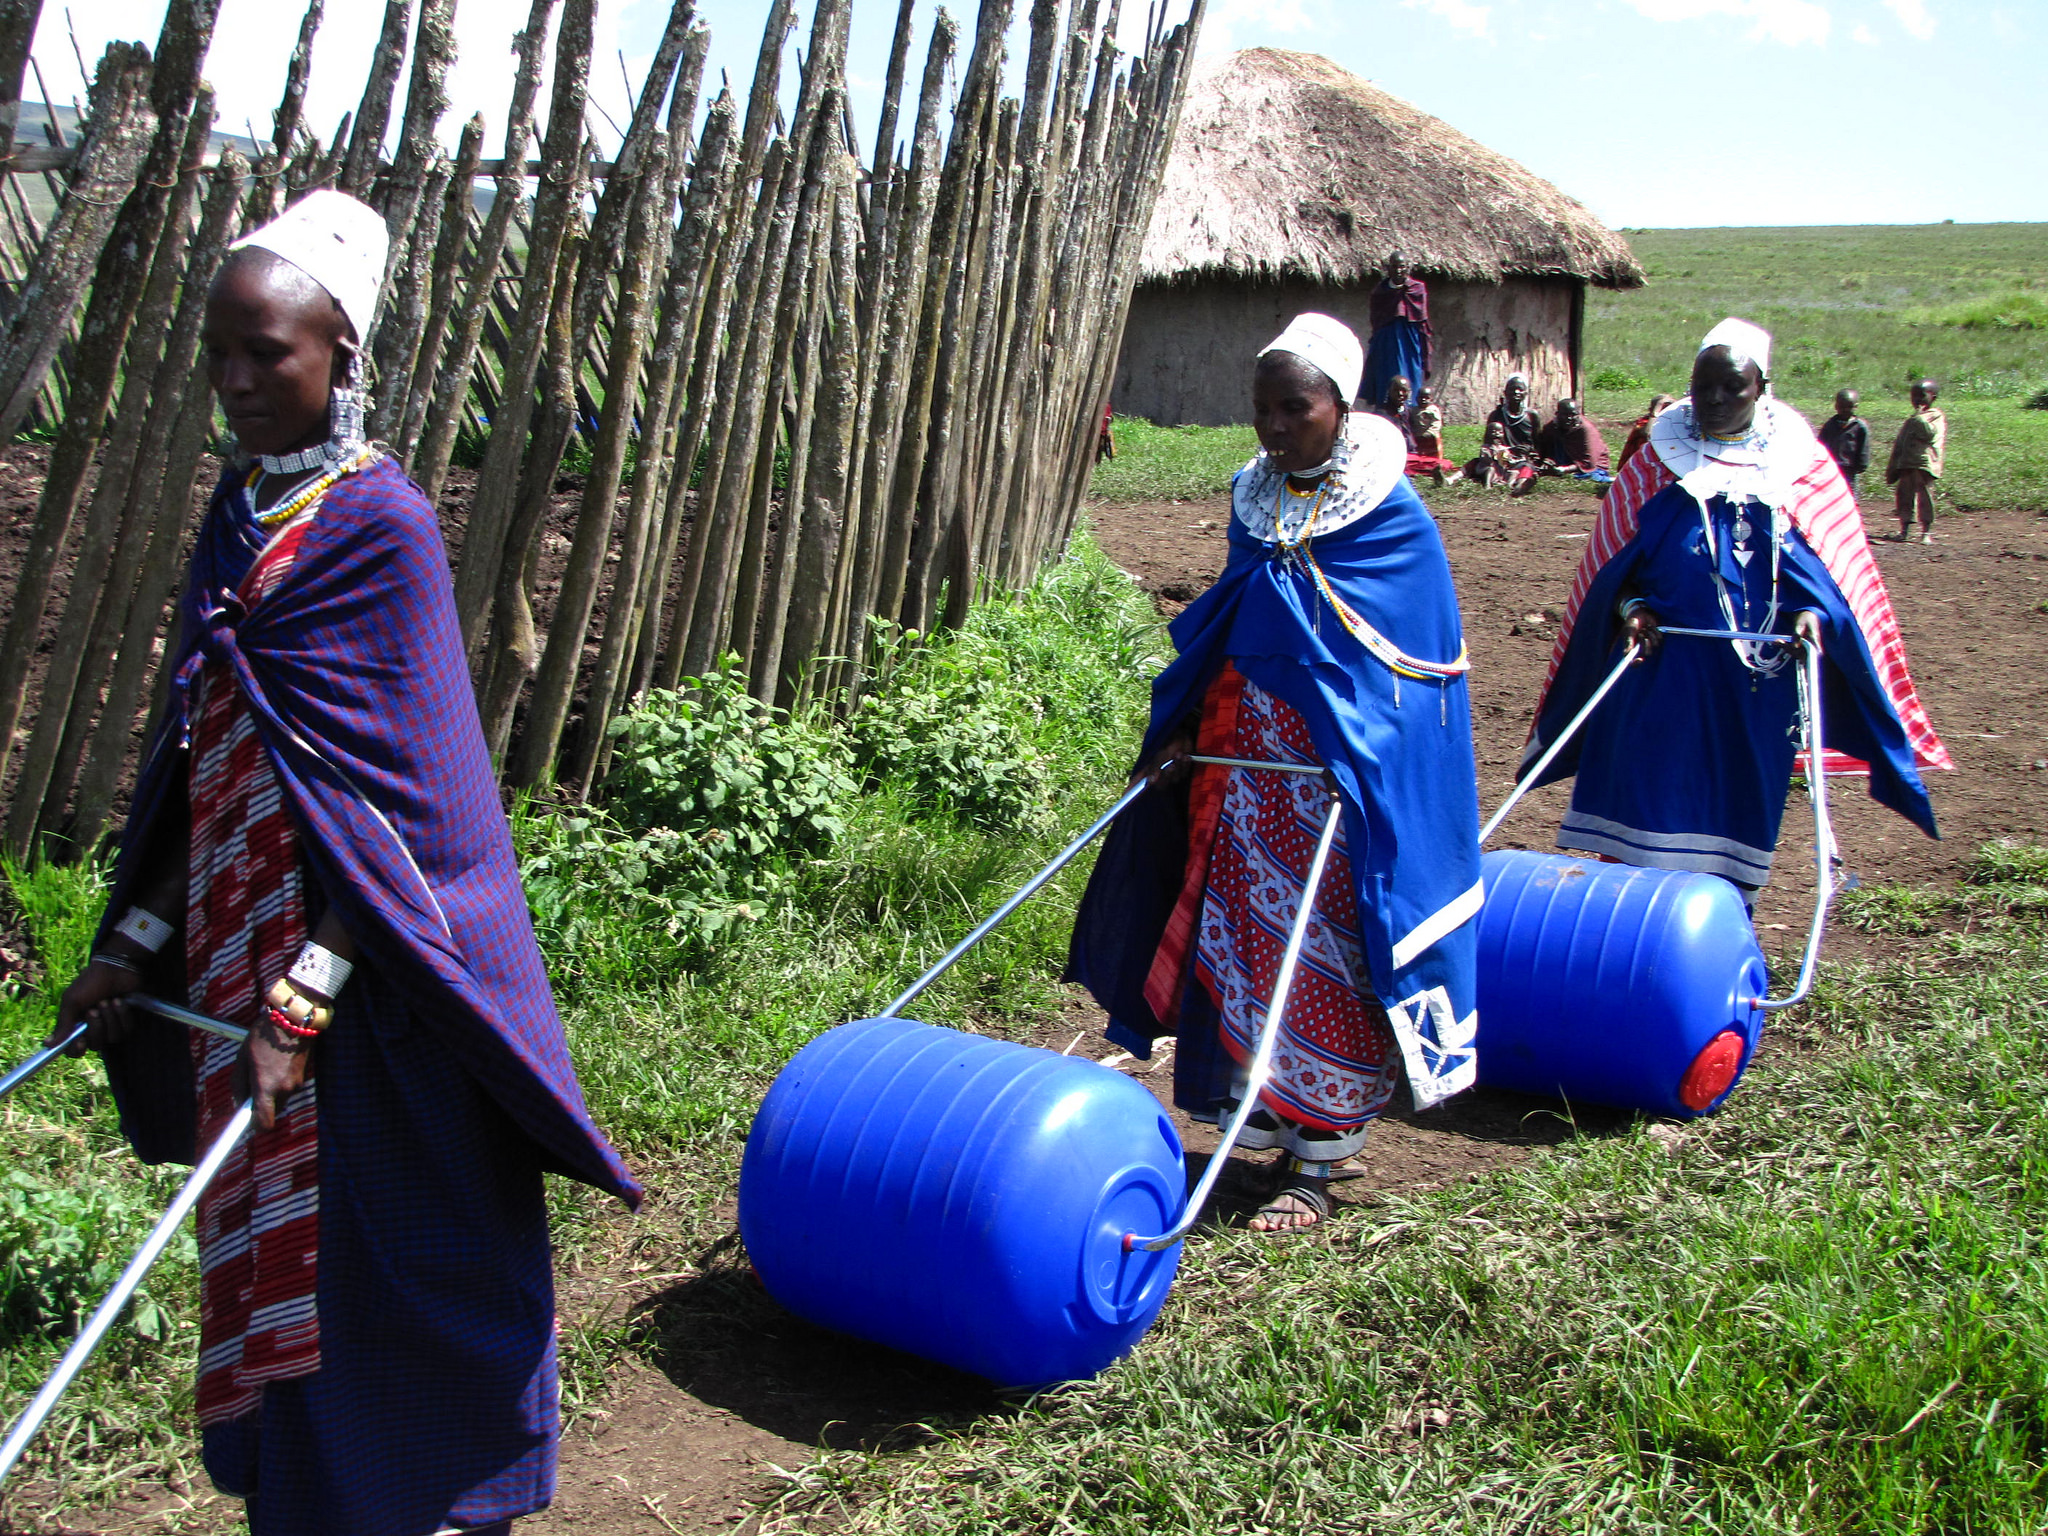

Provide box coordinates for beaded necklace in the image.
[247,443,377,530]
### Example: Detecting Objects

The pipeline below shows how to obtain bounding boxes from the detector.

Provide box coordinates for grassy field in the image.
[812,847,2048,1533]
[1094,223,2048,513]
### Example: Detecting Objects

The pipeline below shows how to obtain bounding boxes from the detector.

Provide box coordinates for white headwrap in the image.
[230,190,390,345]
[1699,317,1773,383]
[1259,312,1364,407]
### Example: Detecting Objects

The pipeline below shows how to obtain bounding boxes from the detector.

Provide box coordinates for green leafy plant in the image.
[0,1170,182,1346]
[605,663,855,875]
[848,627,1051,832]
[1587,363,1649,391]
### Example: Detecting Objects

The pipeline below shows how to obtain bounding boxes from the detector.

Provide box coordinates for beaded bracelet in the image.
[264,1004,320,1042]
[115,907,175,954]
[287,941,354,1000]
[90,951,141,974]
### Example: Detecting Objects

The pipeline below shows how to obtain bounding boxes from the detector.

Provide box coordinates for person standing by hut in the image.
[1362,251,1432,410]
[49,191,641,1535]
[1069,313,1482,1234]
[1886,379,1946,543]
[1518,319,1949,903]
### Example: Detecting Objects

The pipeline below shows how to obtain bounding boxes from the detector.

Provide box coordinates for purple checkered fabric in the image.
[101,458,642,1532]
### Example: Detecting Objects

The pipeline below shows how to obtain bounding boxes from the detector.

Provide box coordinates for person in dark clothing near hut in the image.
[1818,388,1870,498]
[1362,251,1432,410]
[1465,374,1540,489]
[49,190,640,1536]
[1535,398,1612,485]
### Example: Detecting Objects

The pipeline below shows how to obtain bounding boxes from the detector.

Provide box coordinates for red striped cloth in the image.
[188,517,321,1427]
[1143,664,1246,1026]
[1540,428,1951,779]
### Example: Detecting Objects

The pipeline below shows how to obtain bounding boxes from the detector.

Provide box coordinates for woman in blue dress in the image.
[1523,319,1948,897]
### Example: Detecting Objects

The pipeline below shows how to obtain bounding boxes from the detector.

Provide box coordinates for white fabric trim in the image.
[1649,396,1818,513]
[1390,878,1485,971]
[1386,985,1478,1111]
[1233,412,1407,543]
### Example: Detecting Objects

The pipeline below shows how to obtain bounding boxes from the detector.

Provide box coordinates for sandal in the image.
[1248,1159,1336,1234]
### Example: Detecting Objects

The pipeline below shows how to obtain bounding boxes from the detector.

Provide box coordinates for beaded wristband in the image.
[264,1004,320,1041]
[90,951,141,974]
[115,907,175,954]
[288,942,354,1000]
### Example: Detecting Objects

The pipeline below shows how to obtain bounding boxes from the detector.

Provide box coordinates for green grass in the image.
[1090,224,2048,512]
[1586,224,2048,511]
[1093,417,1257,502]
[810,843,2048,1534]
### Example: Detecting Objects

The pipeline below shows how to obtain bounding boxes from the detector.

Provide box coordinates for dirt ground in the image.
[29,441,2048,1536]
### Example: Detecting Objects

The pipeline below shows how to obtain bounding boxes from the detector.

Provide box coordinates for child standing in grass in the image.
[1818,388,1870,498]
[1886,379,1946,542]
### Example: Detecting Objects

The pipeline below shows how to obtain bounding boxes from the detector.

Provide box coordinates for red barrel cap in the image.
[1677,1030,1746,1112]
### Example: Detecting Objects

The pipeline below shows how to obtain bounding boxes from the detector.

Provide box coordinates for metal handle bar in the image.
[1479,642,1641,845]
[0,1098,254,1485]
[1124,793,1346,1253]
[1754,636,1835,1011]
[1186,755,1325,776]
[879,779,1154,1019]
[0,996,247,1102]
[0,1023,87,1099]
[1655,626,1799,646]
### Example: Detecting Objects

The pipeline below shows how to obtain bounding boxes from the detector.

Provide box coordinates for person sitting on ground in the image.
[1617,393,1676,471]
[1465,418,1535,491]
[1886,379,1945,543]
[1363,250,1432,409]
[1408,385,1444,457]
[1535,397,1613,485]
[1519,318,1949,909]
[1817,388,1870,498]
[1487,373,1541,458]
[1374,375,1460,486]
[49,190,641,1536]
[1068,311,1481,1236]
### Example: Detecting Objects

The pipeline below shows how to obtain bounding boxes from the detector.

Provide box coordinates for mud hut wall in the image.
[1113,274,1578,426]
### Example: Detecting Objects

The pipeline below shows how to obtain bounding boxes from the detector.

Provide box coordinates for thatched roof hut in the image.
[1115,49,1643,426]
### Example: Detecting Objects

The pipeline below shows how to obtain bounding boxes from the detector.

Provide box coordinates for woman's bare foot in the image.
[1248,1173,1330,1233]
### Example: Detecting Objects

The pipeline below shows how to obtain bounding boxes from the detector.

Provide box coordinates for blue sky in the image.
[37,0,2045,228]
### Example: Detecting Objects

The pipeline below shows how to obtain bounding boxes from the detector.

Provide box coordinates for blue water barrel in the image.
[738,1016,1185,1389]
[1474,851,1768,1118]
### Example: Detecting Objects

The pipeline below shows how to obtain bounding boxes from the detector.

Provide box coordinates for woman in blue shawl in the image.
[49,192,638,1535]
[1068,313,1482,1234]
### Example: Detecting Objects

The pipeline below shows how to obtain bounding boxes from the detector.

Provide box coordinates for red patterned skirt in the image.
[185,522,321,1427]
[1145,664,1397,1134]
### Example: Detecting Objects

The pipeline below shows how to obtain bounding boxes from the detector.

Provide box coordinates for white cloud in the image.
[1851,21,1879,42]
[1197,0,1320,57]
[1621,0,1832,46]
[1882,0,1936,40]
[1403,0,1495,41]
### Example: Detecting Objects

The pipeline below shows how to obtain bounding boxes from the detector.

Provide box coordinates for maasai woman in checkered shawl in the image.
[53,191,639,1536]
[1520,318,1945,899]
[1069,314,1482,1234]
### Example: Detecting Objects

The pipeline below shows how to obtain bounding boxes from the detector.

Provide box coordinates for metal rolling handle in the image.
[878,779,1155,1019]
[0,995,249,1101]
[0,1098,254,1485]
[1124,790,1346,1254]
[1755,634,1837,1011]
[0,998,251,1484]
[1473,624,1837,1011]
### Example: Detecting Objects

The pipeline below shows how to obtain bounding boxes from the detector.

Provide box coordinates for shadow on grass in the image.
[627,1241,1011,1454]
[1387,1083,1639,1146]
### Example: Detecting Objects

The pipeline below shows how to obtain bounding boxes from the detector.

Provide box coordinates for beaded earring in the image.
[327,344,369,461]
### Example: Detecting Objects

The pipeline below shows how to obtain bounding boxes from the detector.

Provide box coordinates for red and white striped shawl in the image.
[1537,401,1951,777]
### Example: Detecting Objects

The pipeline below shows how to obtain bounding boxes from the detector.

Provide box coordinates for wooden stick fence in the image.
[0,0,1204,863]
